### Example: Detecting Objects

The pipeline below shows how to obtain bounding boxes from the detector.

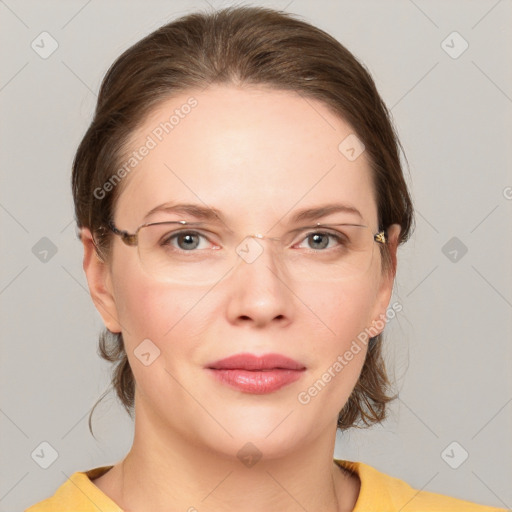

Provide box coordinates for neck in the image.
[102,402,359,512]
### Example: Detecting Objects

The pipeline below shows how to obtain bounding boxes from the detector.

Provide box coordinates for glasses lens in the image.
[137,223,380,285]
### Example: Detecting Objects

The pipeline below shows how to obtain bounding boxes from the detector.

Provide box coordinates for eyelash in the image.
[161,229,348,252]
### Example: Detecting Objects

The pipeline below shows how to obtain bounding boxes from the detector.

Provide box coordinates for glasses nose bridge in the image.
[247,233,281,243]
[234,232,285,267]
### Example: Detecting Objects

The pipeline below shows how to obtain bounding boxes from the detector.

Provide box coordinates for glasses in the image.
[103,218,387,285]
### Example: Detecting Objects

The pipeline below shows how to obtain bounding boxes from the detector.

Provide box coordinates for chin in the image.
[211,429,307,464]
[203,413,314,456]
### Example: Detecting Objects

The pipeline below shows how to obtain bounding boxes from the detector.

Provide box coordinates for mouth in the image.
[205,353,306,394]
[206,352,305,371]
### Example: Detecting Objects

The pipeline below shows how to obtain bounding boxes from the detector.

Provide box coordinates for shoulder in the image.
[24,466,120,512]
[335,459,508,512]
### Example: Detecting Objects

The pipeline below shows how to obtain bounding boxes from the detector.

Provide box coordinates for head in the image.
[74,6,414,452]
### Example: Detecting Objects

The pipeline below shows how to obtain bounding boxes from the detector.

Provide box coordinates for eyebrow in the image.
[143,202,363,224]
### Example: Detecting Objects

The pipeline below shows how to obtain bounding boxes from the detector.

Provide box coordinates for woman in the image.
[25,6,506,512]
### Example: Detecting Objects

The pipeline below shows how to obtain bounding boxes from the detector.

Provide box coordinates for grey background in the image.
[1,0,511,510]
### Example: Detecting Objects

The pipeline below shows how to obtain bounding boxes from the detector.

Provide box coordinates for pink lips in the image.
[206,353,306,394]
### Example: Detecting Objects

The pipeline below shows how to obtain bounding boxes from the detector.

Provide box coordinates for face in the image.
[84,84,399,458]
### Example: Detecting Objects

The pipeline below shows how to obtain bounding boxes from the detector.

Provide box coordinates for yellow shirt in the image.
[24,459,508,512]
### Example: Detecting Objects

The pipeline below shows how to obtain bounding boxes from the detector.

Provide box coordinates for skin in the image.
[81,84,400,512]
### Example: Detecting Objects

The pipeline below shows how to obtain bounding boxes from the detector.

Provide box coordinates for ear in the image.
[368,223,401,334]
[81,227,122,333]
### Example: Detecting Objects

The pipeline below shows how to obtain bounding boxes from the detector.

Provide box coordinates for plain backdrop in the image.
[1,1,511,510]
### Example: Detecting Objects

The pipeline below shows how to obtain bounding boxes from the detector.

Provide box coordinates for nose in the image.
[224,236,295,328]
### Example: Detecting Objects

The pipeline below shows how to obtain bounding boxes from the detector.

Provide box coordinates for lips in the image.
[206,353,306,394]
[206,353,305,371]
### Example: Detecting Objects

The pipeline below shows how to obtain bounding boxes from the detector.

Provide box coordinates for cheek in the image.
[110,261,208,370]
[297,280,377,411]
[311,278,378,340]
[110,277,220,420]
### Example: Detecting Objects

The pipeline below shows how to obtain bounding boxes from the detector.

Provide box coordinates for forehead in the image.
[114,84,377,229]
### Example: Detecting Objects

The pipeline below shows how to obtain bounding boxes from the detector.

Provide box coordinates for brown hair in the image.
[71,5,414,436]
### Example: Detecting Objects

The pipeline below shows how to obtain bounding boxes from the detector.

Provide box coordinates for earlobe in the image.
[385,223,401,278]
[81,227,122,333]
[369,223,402,334]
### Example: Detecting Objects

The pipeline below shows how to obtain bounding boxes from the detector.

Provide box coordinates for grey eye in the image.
[307,233,331,250]
[162,231,207,250]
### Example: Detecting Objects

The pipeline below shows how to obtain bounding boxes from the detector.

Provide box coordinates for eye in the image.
[296,231,346,251]
[161,230,213,251]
